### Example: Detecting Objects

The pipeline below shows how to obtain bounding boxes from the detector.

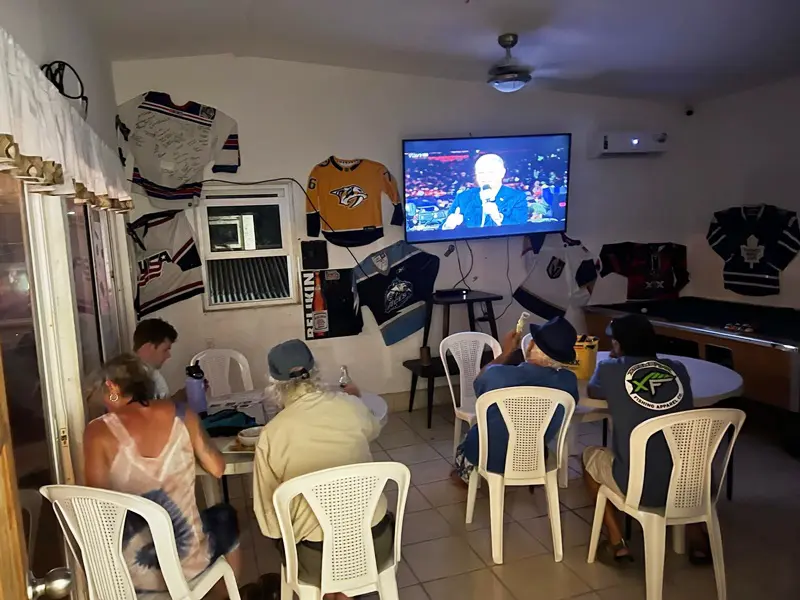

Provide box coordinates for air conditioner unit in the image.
[591,131,669,157]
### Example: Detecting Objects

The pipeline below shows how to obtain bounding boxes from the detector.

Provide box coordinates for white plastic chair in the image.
[440,332,502,461]
[521,332,610,488]
[587,408,746,600]
[466,386,576,564]
[19,488,42,562]
[273,462,410,600]
[191,349,254,397]
[40,485,241,600]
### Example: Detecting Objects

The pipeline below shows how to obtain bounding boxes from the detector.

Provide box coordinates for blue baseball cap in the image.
[268,339,315,381]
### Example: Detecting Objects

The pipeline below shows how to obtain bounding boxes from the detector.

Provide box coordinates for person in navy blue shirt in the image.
[454,316,580,482]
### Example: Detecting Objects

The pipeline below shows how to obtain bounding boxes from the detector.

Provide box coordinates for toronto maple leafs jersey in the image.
[117,92,240,209]
[513,233,599,326]
[306,157,403,247]
[127,210,204,318]
[706,204,800,296]
[353,241,440,345]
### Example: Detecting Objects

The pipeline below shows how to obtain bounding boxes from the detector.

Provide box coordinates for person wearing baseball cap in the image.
[253,339,393,591]
[454,316,580,483]
[583,314,698,566]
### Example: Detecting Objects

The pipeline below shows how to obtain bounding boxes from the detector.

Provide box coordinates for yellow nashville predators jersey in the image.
[305,156,402,247]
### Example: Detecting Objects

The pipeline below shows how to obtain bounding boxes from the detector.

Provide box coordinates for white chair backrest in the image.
[440,332,502,413]
[625,408,746,517]
[40,485,193,600]
[520,333,532,355]
[272,462,410,595]
[191,349,254,397]
[19,488,42,561]
[475,386,575,481]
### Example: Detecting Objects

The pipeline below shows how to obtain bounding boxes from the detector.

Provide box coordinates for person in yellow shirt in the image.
[253,340,391,596]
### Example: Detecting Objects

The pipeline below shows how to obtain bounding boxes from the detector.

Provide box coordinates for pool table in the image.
[584,297,800,413]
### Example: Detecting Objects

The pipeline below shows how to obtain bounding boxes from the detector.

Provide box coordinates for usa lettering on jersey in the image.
[117,91,240,210]
[707,204,800,296]
[305,156,403,247]
[127,210,204,318]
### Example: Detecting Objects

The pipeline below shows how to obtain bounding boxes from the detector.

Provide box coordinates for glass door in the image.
[0,174,66,586]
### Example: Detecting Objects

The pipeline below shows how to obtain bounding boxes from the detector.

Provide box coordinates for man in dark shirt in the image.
[583,314,694,564]
[441,154,528,230]
[457,316,579,478]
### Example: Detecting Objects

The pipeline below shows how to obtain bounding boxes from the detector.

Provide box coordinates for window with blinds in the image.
[196,183,297,310]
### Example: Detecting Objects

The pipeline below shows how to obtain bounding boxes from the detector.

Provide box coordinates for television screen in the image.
[403,134,571,243]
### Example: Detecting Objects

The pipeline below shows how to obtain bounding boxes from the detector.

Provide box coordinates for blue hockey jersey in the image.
[707,204,800,296]
[354,241,440,345]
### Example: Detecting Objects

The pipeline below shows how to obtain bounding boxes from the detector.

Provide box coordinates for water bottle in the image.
[338,365,352,388]
[185,362,207,415]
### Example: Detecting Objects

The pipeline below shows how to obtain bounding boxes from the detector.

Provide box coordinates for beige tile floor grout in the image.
[219,404,800,599]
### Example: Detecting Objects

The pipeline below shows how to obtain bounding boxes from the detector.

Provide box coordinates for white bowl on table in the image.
[237,426,264,448]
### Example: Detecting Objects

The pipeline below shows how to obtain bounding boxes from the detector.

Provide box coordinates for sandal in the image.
[596,540,634,568]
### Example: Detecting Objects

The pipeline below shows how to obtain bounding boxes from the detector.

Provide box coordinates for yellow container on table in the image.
[563,335,599,380]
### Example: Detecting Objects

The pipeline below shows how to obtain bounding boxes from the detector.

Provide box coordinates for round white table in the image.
[578,351,744,409]
[198,391,389,505]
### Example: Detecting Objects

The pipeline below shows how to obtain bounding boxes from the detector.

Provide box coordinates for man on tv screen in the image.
[441,154,528,230]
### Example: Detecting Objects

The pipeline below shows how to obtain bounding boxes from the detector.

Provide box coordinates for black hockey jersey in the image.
[706,204,800,296]
[306,156,403,247]
[600,242,689,301]
[301,268,363,340]
[354,241,440,345]
[127,210,204,317]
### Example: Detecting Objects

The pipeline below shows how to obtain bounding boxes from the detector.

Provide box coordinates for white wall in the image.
[682,76,800,306]
[0,0,118,145]
[113,54,693,394]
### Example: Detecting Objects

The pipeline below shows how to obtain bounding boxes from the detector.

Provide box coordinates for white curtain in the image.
[0,27,132,211]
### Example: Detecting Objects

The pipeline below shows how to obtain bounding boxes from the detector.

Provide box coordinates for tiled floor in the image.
[227,405,800,599]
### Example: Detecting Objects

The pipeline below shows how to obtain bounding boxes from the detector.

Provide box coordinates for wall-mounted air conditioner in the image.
[591,131,669,157]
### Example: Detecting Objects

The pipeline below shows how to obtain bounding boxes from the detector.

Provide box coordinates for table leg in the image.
[408,373,419,413]
[222,476,230,503]
[602,419,608,447]
[422,300,434,348]
[485,301,499,340]
[467,302,476,331]
[442,304,451,340]
[200,474,222,508]
[427,377,435,428]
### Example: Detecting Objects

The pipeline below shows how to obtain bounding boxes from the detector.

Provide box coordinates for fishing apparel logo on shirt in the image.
[624,360,684,410]
[331,184,368,209]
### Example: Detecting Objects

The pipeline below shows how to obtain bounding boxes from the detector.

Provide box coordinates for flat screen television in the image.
[402,133,571,243]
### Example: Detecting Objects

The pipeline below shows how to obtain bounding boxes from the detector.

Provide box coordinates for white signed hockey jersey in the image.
[127,210,204,318]
[117,92,240,209]
[513,233,599,327]
[707,204,800,296]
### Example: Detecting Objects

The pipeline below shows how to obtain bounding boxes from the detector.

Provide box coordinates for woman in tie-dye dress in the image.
[83,354,240,597]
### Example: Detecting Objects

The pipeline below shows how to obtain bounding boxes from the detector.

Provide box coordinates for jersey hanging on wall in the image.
[513,233,599,323]
[599,242,689,301]
[706,204,800,296]
[354,241,440,345]
[117,91,240,209]
[305,156,403,247]
[127,210,204,318]
[301,268,363,340]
